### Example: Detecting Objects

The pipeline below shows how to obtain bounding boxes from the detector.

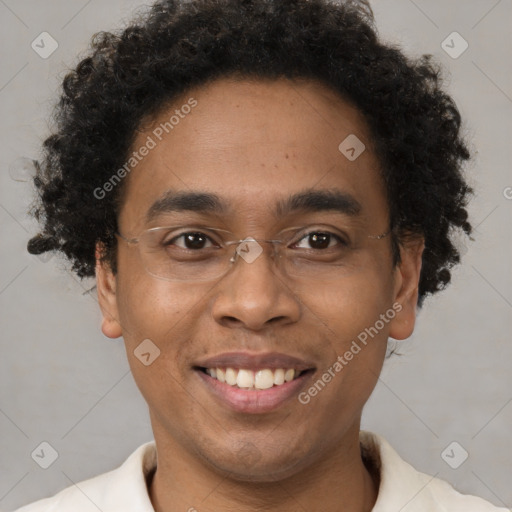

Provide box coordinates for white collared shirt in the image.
[13,431,509,511]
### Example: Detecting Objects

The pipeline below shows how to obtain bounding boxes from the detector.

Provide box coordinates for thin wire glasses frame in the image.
[115,224,391,282]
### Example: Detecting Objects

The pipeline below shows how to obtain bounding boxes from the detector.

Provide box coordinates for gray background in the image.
[0,0,511,510]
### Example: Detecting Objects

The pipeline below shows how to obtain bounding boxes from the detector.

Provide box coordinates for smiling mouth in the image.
[197,367,312,390]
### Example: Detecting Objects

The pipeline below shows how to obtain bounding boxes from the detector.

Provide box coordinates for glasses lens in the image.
[281,249,361,280]
[136,226,382,282]
[139,227,231,281]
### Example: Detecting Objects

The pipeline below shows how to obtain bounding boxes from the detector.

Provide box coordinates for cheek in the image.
[114,277,200,417]
[114,265,193,383]
[117,280,180,341]
[298,258,394,399]
[115,246,191,346]
[303,259,395,342]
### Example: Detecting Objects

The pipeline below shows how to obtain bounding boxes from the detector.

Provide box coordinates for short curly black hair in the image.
[27,0,473,306]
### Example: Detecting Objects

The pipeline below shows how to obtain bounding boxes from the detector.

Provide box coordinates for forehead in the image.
[118,77,387,231]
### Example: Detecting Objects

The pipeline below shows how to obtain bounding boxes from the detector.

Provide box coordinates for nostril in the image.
[268,316,286,324]
[223,316,241,323]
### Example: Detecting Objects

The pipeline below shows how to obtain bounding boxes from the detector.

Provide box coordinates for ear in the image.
[388,236,424,341]
[95,242,123,339]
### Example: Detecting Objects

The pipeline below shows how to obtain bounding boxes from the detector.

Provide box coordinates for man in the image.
[18,0,508,510]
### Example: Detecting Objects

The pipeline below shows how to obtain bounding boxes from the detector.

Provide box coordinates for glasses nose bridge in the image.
[228,237,283,266]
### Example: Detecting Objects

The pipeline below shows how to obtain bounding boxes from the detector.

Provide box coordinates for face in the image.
[96,76,423,481]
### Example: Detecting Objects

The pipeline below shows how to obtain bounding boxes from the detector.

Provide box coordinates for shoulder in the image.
[12,442,157,512]
[426,475,509,512]
[360,431,509,512]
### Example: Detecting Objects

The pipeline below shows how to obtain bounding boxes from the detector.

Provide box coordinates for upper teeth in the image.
[205,367,297,390]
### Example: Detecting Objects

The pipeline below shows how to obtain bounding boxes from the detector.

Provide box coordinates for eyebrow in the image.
[145,188,362,224]
[146,191,228,223]
[275,189,361,217]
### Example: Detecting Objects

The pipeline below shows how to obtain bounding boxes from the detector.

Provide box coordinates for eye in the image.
[166,232,216,250]
[293,231,347,250]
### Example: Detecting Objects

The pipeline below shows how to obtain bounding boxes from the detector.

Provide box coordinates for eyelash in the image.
[165,229,349,251]
[293,231,348,250]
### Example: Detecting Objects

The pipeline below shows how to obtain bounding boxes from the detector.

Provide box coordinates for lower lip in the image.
[196,369,313,414]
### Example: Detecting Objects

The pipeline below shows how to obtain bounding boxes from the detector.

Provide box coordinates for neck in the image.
[148,425,379,512]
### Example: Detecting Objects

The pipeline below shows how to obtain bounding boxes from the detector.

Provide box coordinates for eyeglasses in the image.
[115,225,390,282]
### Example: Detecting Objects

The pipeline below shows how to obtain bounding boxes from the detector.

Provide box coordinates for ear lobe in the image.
[388,237,424,341]
[95,243,123,339]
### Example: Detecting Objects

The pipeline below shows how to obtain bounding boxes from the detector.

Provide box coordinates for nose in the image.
[210,241,301,331]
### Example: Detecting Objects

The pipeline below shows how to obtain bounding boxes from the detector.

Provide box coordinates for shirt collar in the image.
[360,430,442,511]
[106,431,437,511]
[75,431,496,511]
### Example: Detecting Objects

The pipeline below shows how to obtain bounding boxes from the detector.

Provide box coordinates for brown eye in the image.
[308,233,330,249]
[294,231,346,250]
[167,232,215,250]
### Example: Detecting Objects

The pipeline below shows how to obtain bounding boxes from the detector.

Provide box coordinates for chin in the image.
[203,446,312,483]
